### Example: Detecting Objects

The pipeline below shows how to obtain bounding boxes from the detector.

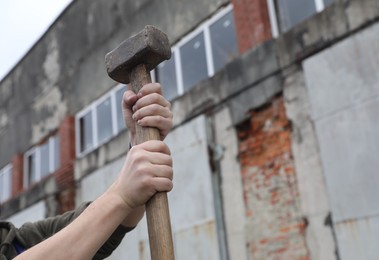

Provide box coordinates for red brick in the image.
[56,116,76,191]
[231,0,272,53]
[11,154,24,196]
[237,96,308,260]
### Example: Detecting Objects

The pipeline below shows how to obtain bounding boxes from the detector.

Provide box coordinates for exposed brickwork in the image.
[237,96,309,260]
[231,0,272,53]
[56,116,76,211]
[57,187,76,214]
[11,154,24,196]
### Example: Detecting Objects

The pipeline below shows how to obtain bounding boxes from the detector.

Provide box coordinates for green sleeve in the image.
[15,202,133,259]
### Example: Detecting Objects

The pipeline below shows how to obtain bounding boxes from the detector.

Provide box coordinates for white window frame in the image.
[76,5,237,157]
[0,164,12,203]
[24,135,60,188]
[268,0,332,38]
[158,4,235,98]
[76,84,127,157]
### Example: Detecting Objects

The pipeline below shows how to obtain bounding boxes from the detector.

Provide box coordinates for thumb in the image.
[122,90,138,112]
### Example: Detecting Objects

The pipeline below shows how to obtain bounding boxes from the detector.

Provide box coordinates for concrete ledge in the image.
[0,176,57,219]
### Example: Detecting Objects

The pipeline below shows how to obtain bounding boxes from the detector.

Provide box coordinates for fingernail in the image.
[132,114,136,120]
[137,92,143,98]
[132,106,136,112]
[137,120,141,125]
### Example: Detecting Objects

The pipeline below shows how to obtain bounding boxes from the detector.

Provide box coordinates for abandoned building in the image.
[1,0,378,259]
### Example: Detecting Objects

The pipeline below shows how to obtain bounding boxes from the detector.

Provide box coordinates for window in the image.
[155,5,238,100]
[25,149,37,186]
[115,85,127,132]
[268,0,335,36]
[180,32,208,92]
[209,10,238,72]
[79,111,93,153]
[0,165,12,203]
[157,55,178,101]
[24,135,60,188]
[96,97,113,143]
[76,84,128,156]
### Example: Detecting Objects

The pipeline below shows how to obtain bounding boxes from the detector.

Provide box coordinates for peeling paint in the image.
[42,35,60,90]
[32,87,67,143]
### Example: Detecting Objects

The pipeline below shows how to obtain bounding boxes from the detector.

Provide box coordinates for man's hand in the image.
[112,140,173,210]
[122,83,173,145]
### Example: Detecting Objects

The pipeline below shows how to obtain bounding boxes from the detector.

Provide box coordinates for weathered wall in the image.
[0,0,229,167]
[2,0,379,259]
[283,67,336,260]
[78,116,221,259]
[237,96,308,260]
[303,21,379,260]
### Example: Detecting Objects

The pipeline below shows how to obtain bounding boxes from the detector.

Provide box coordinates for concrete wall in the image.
[2,0,379,259]
[7,201,45,228]
[78,116,221,259]
[303,21,379,260]
[0,0,229,167]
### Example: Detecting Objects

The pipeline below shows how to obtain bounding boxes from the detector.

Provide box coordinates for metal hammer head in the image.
[105,25,171,84]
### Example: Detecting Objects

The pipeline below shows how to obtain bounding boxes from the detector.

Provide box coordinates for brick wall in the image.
[231,0,272,53]
[56,116,76,212]
[237,96,309,260]
[11,154,24,196]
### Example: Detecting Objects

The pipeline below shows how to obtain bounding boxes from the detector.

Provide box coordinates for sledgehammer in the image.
[105,25,174,260]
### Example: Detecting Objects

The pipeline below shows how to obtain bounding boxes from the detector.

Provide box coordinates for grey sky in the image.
[0,0,73,81]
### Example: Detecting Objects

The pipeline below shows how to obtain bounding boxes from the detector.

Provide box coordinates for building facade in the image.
[1,0,379,259]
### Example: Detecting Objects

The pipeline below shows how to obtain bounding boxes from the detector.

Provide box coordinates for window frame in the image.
[268,0,332,37]
[75,84,127,157]
[0,164,12,203]
[23,135,60,188]
[157,4,236,99]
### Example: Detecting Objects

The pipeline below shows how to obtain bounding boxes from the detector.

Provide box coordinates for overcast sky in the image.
[0,0,73,81]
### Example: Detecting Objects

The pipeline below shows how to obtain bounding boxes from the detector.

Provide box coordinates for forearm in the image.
[15,188,131,260]
[121,205,145,227]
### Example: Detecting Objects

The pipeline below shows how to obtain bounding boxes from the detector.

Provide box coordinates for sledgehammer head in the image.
[105,25,171,84]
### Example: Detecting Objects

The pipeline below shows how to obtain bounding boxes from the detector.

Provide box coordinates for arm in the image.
[14,83,173,259]
[15,140,173,260]
[120,82,173,228]
[16,203,132,259]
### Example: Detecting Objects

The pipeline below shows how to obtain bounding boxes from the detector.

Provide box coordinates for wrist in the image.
[106,183,134,213]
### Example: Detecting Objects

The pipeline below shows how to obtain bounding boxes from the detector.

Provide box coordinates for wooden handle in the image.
[129,64,175,260]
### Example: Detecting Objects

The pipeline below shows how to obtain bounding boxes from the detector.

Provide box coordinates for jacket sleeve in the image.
[15,202,133,259]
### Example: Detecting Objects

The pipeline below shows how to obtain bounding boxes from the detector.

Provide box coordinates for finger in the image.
[137,116,173,133]
[146,152,172,167]
[123,90,138,111]
[133,104,172,121]
[138,83,163,97]
[133,93,171,112]
[150,164,173,180]
[152,178,174,192]
[136,140,171,155]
